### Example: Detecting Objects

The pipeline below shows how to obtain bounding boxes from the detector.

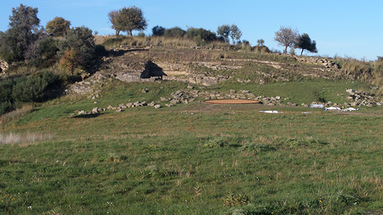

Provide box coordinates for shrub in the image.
[223,193,249,207]
[38,37,59,60]
[164,27,186,38]
[11,71,59,103]
[60,48,80,75]
[0,79,16,115]
[185,27,218,45]
[252,46,270,53]
[57,26,95,70]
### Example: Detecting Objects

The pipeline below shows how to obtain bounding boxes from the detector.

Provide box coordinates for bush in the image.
[0,101,13,115]
[0,78,16,115]
[185,27,218,46]
[223,193,249,207]
[57,26,95,70]
[164,27,186,38]
[252,46,270,53]
[12,71,59,103]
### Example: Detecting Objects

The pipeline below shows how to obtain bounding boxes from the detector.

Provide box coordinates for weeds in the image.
[204,137,229,148]
[223,193,249,207]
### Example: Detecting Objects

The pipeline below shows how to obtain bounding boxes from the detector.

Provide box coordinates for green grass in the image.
[1,105,383,214]
[1,78,383,214]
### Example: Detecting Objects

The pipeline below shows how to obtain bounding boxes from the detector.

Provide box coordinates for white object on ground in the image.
[259,110,280,113]
[342,107,359,112]
[325,107,342,111]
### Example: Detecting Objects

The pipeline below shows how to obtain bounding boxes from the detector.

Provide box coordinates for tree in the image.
[257,39,265,46]
[217,24,230,43]
[60,48,80,75]
[108,10,121,36]
[152,25,165,36]
[114,6,148,36]
[274,26,298,54]
[57,26,95,70]
[0,4,41,63]
[46,17,71,37]
[230,24,242,45]
[295,33,317,55]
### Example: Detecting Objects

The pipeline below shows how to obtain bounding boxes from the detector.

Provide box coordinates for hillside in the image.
[1,42,383,214]
[66,42,382,112]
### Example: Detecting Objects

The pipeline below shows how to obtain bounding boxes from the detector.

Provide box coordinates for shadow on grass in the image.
[73,113,103,118]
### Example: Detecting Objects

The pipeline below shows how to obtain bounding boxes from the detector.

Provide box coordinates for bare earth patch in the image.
[204,99,261,104]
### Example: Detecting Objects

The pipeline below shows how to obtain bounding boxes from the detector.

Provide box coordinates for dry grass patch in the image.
[0,104,34,125]
[0,132,54,145]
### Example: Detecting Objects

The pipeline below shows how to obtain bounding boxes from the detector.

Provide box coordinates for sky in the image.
[0,0,382,61]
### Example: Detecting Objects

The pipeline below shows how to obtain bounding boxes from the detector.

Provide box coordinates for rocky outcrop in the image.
[164,74,229,86]
[67,72,109,94]
[112,60,167,83]
[294,56,339,69]
[345,89,382,107]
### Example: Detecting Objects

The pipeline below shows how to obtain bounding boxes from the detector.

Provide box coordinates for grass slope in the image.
[0,79,382,214]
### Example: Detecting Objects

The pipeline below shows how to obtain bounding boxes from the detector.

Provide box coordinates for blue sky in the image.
[1,0,382,61]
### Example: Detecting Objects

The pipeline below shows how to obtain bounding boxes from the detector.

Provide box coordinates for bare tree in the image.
[274,26,298,54]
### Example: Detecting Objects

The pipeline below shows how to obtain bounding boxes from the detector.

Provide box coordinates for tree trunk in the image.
[301,49,304,56]
[284,46,288,54]
[129,30,133,36]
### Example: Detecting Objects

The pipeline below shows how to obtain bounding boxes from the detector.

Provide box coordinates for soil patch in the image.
[204,99,261,104]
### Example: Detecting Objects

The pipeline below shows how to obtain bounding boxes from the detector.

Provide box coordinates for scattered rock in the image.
[91,107,100,114]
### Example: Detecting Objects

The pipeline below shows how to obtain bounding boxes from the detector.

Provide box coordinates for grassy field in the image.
[1,79,383,214]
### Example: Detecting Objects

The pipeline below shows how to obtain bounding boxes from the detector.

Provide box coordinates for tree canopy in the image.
[230,24,242,45]
[46,17,71,37]
[108,10,120,36]
[152,25,165,36]
[0,4,41,63]
[57,26,95,70]
[217,24,230,43]
[111,6,148,36]
[274,26,298,54]
[217,24,242,45]
[295,33,318,55]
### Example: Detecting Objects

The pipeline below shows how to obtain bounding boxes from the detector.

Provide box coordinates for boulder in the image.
[92,107,100,114]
